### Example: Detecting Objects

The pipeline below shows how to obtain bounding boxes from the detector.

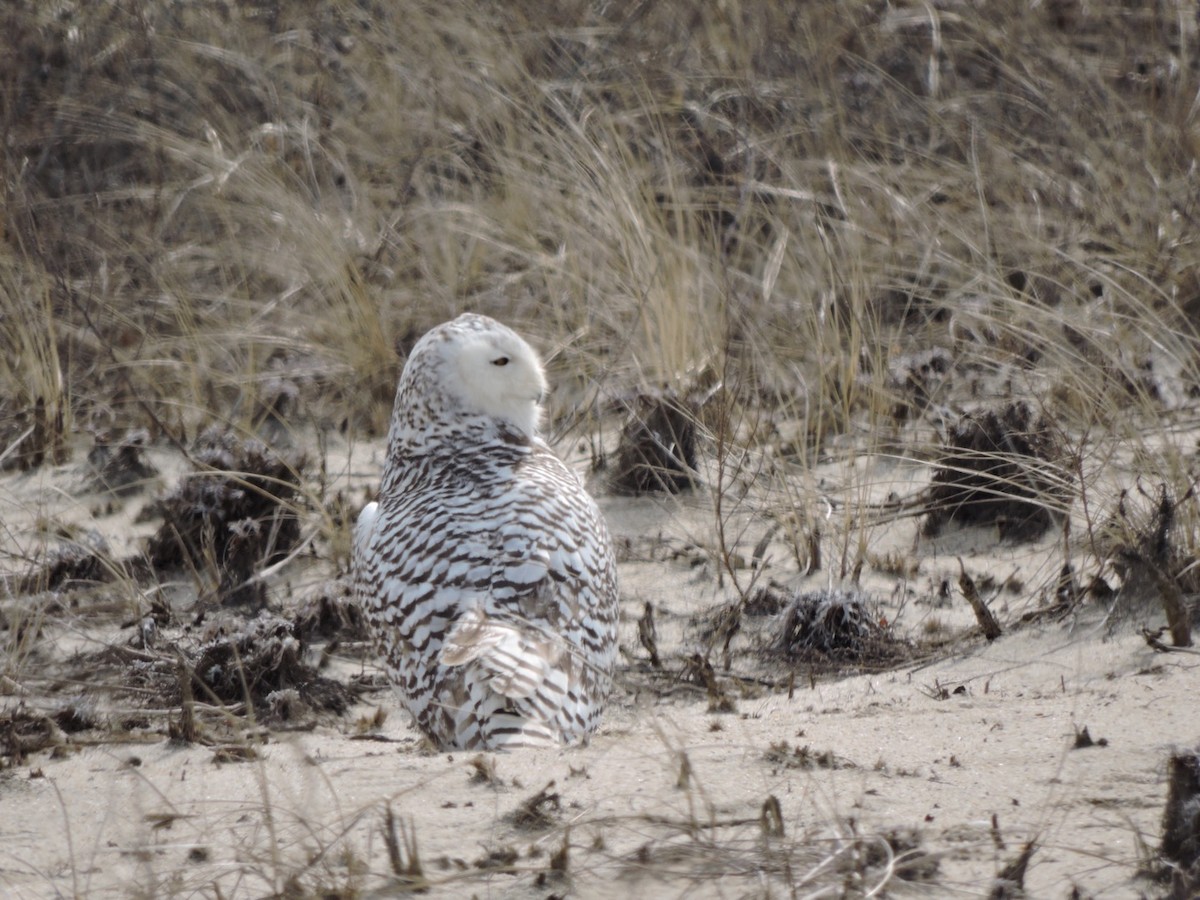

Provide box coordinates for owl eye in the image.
[491,356,510,367]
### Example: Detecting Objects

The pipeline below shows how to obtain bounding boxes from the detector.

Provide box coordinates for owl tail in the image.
[440,607,572,748]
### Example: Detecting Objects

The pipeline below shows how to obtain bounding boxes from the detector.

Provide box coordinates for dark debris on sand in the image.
[2,425,373,752]
[609,390,699,495]
[772,587,910,668]
[1156,747,1200,895]
[0,699,99,768]
[292,578,371,643]
[84,427,158,496]
[146,427,304,607]
[688,586,913,681]
[8,529,115,595]
[121,610,358,722]
[12,428,307,609]
[888,346,953,421]
[923,401,1071,542]
[0,706,64,767]
[1099,482,1195,646]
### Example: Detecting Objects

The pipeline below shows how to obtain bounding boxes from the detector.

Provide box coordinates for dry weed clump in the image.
[83,427,159,496]
[146,428,304,608]
[0,705,65,767]
[609,390,700,495]
[1157,748,1200,894]
[0,264,68,472]
[186,611,353,717]
[775,588,874,657]
[771,587,910,670]
[9,529,114,595]
[886,347,954,422]
[292,579,370,644]
[616,813,939,894]
[112,609,356,731]
[923,401,1072,542]
[1097,482,1197,646]
[688,585,912,681]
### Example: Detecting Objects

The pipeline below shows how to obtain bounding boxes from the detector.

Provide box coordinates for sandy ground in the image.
[1,434,1197,898]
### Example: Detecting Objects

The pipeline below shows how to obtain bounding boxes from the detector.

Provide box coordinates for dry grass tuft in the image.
[923,401,1072,542]
[772,587,904,665]
[146,428,304,608]
[1158,748,1200,892]
[609,391,701,495]
[83,427,159,496]
[0,706,65,767]
[10,529,115,595]
[1097,481,1198,645]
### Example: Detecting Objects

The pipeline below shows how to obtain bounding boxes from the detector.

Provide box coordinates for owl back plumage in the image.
[353,314,618,750]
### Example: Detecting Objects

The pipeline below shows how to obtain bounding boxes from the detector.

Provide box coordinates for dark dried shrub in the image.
[187,612,352,714]
[506,782,562,831]
[0,706,60,766]
[922,401,1070,542]
[610,391,698,495]
[1099,483,1196,644]
[1159,748,1200,891]
[52,699,98,733]
[765,588,911,673]
[293,579,370,642]
[744,585,789,616]
[146,428,303,607]
[85,428,158,495]
[873,828,940,882]
[191,612,306,704]
[0,397,68,473]
[13,530,112,594]
[775,588,880,659]
[1102,484,1200,598]
[887,347,953,421]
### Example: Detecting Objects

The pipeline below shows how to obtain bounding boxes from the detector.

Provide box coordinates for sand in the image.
[1,432,1196,898]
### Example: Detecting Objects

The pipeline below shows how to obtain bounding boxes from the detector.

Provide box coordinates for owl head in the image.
[395,313,548,444]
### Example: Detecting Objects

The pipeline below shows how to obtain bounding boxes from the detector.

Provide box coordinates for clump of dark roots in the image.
[0,700,97,768]
[922,401,1070,542]
[146,428,304,606]
[0,706,63,767]
[688,586,911,677]
[11,529,114,594]
[125,611,354,719]
[773,588,906,667]
[84,427,158,495]
[506,782,562,831]
[191,612,309,705]
[1097,482,1197,646]
[293,578,370,643]
[609,390,698,495]
[887,346,953,421]
[0,396,67,473]
[1153,747,1200,892]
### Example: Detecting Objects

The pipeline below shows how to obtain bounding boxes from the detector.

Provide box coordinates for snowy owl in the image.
[353,313,619,750]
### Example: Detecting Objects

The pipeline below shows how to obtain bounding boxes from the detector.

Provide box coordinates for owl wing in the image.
[440,605,558,700]
[439,475,590,705]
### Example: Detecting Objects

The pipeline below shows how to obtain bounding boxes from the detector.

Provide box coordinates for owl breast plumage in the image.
[352,313,619,750]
